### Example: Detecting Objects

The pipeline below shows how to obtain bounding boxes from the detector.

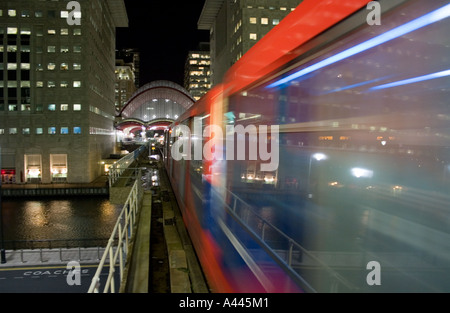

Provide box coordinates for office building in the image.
[115,59,136,113]
[198,0,302,85]
[0,0,128,184]
[116,48,140,88]
[184,42,211,101]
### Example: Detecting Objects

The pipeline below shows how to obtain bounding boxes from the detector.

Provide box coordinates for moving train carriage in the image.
[165,0,450,292]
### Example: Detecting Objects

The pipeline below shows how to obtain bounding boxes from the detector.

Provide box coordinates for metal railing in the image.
[88,179,141,293]
[219,189,357,292]
[109,144,148,187]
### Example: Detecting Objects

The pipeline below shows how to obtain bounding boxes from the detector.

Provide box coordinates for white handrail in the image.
[87,179,140,293]
[109,144,148,187]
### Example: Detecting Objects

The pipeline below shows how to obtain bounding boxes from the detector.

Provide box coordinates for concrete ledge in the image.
[120,191,152,293]
[163,200,192,293]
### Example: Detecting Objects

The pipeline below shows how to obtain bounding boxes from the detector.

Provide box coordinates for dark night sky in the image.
[116,1,210,87]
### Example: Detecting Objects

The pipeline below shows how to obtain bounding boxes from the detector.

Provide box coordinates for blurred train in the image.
[163,0,450,292]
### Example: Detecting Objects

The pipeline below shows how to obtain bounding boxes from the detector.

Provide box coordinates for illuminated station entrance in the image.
[115,80,195,146]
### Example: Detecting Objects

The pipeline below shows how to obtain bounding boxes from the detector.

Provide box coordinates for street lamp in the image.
[0,147,6,263]
[307,153,328,198]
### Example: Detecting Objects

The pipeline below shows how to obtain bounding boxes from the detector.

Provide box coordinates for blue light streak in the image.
[266,3,450,89]
[369,69,450,90]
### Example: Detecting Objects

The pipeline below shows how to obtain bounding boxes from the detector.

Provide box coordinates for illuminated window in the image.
[20,28,31,35]
[73,81,81,88]
[273,19,280,25]
[61,28,69,35]
[60,63,69,70]
[36,81,44,88]
[61,104,69,111]
[249,33,257,40]
[61,46,69,53]
[48,81,56,88]
[73,63,81,70]
[261,18,269,25]
[73,104,81,111]
[36,128,43,135]
[50,154,67,182]
[48,127,56,135]
[21,64,30,70]
[21,10,30,18]
[48,46,56,53]
[249,17,257,24]
[8,10,16,17]
[22,128,30,135]
[8,105,18,112]
[73,28,81,36]
[73,127,82,134]
[60,81,69,88]
[48,104,56,111]
[280,7,287,10]
[48,63,56,70]
[48,29,56,35]
[7,63,17,70]
[7,27,18,34]
[9,128,18,135]
[60,11,69,18]
[60,127,69,135]
[25,154,42,182]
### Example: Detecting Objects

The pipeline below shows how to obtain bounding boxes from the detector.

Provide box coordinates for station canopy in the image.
[116,80,195,131]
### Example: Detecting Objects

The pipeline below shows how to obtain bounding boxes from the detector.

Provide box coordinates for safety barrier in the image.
[87,178,141,293]
[221,189,357,293]
[108,143,148,187]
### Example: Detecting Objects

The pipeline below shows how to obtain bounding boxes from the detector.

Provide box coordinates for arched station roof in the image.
[118,80,195,123]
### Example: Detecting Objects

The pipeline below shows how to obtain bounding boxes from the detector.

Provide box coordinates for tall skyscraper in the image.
[0,0,128,184]
[116,48,140,88]
[115,59,137,113]
[184,42,211,101]
[198,0,302,85]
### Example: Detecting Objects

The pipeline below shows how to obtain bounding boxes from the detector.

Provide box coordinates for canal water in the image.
[1,196,123,249]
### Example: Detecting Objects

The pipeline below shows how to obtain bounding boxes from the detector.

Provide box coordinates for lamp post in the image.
[0,147,6,263]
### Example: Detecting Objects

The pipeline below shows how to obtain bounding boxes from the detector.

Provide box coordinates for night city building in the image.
[198,0,302,85]
[116,48,140,88]
[184,42,211,101]
[0,0,128,184]
[115,59,136,113]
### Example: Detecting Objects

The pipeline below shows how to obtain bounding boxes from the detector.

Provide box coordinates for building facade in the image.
[198,0,302,85]
[115,59,136,113]
[0,0,128,184]
[116,48,140,88]
[184,42,211,101]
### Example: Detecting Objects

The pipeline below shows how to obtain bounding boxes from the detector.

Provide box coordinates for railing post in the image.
[288,241,293,267]
[261,221,266,242]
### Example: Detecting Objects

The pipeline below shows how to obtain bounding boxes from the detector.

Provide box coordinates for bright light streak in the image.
[369,69,450,90]
[266,3,450,89]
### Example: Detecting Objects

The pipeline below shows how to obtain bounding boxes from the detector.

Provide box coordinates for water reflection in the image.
[1,197,122,244]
